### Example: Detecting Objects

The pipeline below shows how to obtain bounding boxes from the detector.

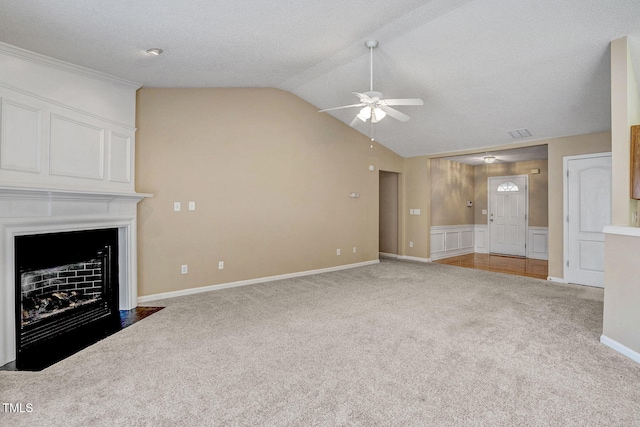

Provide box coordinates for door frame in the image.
[562,152,612,285]
[487,174,529,257]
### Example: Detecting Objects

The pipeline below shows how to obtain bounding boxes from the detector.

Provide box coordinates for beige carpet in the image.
[1,260,639,426]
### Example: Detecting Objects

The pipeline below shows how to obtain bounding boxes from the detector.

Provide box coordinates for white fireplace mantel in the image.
[0,187,152,366]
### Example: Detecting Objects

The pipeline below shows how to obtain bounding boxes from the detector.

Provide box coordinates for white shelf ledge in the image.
[603,225,640,237]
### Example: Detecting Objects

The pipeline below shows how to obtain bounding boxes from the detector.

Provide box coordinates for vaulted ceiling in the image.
[1,0,639,158]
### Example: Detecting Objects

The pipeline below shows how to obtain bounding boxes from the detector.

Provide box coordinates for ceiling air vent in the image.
[508,129,532,138]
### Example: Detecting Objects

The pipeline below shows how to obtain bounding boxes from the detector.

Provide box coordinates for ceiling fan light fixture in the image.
[484,155,497,164]
[317,40,423,129]
[371,107,386,123]
[357,106,372,122]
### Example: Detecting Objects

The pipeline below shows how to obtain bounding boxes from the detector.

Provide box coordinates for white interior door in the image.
[565,154,611,287]
[489,175,527,257]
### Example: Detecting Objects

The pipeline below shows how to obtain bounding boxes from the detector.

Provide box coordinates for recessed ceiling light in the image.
[146,48,163,56]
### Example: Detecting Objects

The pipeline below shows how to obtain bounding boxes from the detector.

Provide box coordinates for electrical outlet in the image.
[633,211,638,224]
[409,241,414,248]
[336,249,341,256]
[218,261,224,270]
[188,201,196,211]
[174,202,181,212]
[181,265,188,274]
[353,247,356,253]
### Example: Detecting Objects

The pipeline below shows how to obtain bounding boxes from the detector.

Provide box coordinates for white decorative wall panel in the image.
[431,232,445,254]
[109,131,131,183]
[474,225,488,253]
[50,115,104,179]
[527,227,548,260]
[430,225,474,260]
[461,230,473,249]
[0,43,139,194]
[0,98,41,173]
[445,232,460,251]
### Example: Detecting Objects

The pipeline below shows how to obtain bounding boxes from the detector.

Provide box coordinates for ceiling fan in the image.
[319,40,424,126]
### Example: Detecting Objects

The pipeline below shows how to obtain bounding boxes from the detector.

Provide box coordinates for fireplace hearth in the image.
[15,228,120,370]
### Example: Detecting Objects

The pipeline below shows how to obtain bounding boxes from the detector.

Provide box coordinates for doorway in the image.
[379,171,399,257]
[563,153,612,287]
[488,175,528,257]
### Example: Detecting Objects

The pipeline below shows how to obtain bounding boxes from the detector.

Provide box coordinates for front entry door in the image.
[489,175,528,257]
[565,153,612,287]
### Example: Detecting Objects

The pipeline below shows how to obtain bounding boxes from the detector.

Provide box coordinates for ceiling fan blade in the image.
[318,103,365,113]
[383,98,424,106]
[381,106,411,122]
[349,116,361,127]
[352,92,373,102]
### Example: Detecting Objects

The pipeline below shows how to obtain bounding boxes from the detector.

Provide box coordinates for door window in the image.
[497,181,519,192]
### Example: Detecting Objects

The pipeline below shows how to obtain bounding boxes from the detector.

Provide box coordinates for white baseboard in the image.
[138,260,380,303]
[397,255,431,263]
[547,276,567,284]
[600,335,640,364]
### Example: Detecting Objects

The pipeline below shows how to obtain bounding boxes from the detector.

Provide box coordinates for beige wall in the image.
[135,88,404,297]
[473,159,548,227]
[547,132,612,279]
[403,157,430,258]
[430,158,475,226]
[603,233,640,354]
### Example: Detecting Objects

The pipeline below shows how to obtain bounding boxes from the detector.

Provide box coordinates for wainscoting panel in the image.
[463,225,548,259]
[109,131,132,183]
[0,98,42,173]
[527,227,549,260]
[430,232,445,254]
[474,225,489,253]
[430,225,475,260]
[50,114,104,180]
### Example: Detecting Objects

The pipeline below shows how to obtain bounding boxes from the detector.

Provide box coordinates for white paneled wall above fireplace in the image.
[0,42,140,194]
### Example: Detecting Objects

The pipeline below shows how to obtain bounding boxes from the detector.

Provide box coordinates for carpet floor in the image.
[1,260,639,426]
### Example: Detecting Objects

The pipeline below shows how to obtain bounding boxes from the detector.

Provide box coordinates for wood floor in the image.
[433,253,548,280]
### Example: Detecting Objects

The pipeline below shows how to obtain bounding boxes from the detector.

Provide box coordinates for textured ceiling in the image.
[442,145,548,166]
[1,0,639,158]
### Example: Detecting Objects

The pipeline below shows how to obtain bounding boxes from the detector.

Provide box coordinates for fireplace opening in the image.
[14,228,120,370]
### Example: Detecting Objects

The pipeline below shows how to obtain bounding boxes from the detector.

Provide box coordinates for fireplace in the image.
[14,228,120,369]
[0,187,150,368]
